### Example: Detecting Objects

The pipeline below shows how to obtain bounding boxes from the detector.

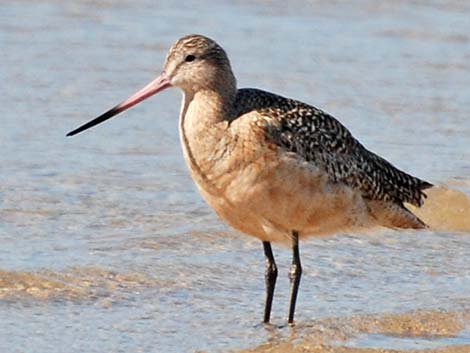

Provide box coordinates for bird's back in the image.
[232,88,432,230]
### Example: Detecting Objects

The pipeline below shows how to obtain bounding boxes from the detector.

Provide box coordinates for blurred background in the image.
[1,1,469,352]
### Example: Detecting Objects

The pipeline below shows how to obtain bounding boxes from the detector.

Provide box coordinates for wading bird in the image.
[67,34,431,324]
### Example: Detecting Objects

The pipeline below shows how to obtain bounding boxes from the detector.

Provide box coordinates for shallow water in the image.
[1,1,470,352]
[346,331,470,351]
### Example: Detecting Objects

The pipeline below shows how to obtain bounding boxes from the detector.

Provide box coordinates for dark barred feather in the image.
[234,88,432,207]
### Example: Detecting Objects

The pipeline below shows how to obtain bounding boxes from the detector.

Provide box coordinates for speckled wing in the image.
[235,88,432,208]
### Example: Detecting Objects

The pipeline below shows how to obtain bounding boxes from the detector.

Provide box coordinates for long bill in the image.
[66,72,171,136]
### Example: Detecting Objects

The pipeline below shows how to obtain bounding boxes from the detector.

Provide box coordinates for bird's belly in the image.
[193,154,372,243]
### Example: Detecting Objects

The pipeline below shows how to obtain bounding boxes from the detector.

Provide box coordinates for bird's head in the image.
[66,34,235,136]
[164,34,234,94]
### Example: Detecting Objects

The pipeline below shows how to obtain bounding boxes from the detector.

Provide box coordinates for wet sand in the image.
[409,187,470,233]
[238,309,470,353]
[241,343,470,353]
[0,267,162,304]
[1,267,470,353]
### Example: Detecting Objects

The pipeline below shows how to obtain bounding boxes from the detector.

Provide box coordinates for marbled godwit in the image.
[67,34,432,324]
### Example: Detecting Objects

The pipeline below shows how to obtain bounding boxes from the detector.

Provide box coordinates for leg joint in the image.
[289,262,302,280]
[265,261,278,279]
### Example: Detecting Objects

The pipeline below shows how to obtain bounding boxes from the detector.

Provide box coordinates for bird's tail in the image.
[367,199,427,230]
[368,185,470,232]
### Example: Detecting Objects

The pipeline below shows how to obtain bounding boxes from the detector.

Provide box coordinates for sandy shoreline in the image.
[240,345,470,353]
[238,309,470,353]
[1,269,469,353]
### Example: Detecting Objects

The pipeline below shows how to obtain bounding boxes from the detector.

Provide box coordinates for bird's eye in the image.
[184,54,196,62]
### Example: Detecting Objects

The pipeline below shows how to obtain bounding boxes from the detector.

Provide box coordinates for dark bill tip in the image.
[66,72,171,137]
[66,106,122,137]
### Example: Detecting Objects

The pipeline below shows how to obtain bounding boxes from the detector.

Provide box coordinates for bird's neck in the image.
[180,64,237,124]
[178,87,236,190]
[180,86,236,132]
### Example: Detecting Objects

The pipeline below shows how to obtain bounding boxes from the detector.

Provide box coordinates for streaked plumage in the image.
[67,34,432,324]
[232,88,432,229]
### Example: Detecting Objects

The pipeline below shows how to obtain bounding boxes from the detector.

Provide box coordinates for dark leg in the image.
[288,231,302,325]
[262,241,278,323]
